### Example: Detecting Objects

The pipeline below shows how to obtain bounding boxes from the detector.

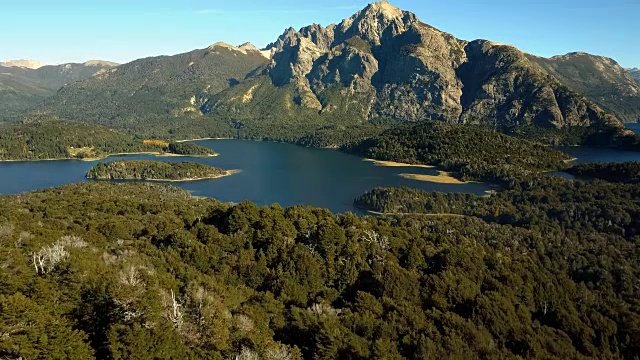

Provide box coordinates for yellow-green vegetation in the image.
[86,160,233,181]
[0,181,639,359]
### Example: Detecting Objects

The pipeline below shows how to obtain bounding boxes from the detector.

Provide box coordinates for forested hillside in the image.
[36,43,269,135]
[0,61,115,118]
[0,121,215,161]
[349,122,570,183]
[566,162,640,184]
[0,181,638,359]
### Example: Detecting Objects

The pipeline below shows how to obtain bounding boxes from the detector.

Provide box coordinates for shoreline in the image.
[399,172,476,185]
[364,159,435,169]
[176,137,233,143]
[89,169,241,183]
[0,152,218,163]
[365,210,467,217]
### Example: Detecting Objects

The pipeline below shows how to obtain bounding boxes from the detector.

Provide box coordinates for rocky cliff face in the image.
[208,1,623,130]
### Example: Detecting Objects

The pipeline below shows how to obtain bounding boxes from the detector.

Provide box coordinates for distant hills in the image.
[0,59,45,69]
[528,53,640,123]
[629,68,640,83]
[4,1,640,139]
[36,43,269,134]
[0,61,117,117]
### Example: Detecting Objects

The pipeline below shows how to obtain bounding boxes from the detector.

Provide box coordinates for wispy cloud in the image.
[196,5,360,15]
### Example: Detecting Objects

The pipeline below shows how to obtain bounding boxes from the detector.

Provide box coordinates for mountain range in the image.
[0,61,117,118]
[5,1,640,140]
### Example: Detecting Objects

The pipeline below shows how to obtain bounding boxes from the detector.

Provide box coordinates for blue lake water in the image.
[0,140,492,213]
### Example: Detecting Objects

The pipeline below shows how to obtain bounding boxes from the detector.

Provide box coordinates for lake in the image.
[3,127,640,212]
[556,123,640,164]
[0,140,492,213]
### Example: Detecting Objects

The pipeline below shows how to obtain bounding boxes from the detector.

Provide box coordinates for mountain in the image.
[0,61,117,117]
[206,1,621,132]
[629,68,640,83]
[528,52,640,123]
[30,1,630,140]
[36,43,270,134]
[0,59,45,69]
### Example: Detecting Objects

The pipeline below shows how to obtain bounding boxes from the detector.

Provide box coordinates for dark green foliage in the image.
[349,121,571,183]
[355,175,640,240]
[0,182,638,358]
[0,120,160,160]
[0,120,220,161]
[567,162,640,183]
[86,160,228,181]
[167,142,217,156]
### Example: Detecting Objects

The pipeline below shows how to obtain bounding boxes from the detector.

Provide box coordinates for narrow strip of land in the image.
[366,210,467,217]
[399,172,473,184]
[364,159,435,168]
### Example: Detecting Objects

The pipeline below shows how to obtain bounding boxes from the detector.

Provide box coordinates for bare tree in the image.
[32,235,88,275]
[233,347,259,360]
[265,345,295,360]
[165,290,184,330]
[361,229,390,251]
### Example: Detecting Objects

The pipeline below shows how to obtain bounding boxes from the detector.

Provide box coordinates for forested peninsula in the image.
[348,122,571,184]
[566,162,640,183]
[86,160,234,181]
[0,121,216,161]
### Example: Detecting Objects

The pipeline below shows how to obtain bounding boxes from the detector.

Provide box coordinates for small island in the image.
[86,160,236,182]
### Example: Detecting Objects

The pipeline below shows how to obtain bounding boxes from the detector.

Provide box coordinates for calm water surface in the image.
[3,129,640,212]
[0,140,492,213]
[556,123,640,164]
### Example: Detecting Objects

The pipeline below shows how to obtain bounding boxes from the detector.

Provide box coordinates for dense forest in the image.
[0,121,216,161]
[0,181,639,359]
[355,175,640,240]
[167,142,217,156]
[348,122,571,184]
[566,162,640,184]
[86,160,229,181]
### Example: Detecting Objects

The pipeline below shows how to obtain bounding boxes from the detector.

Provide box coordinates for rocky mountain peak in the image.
[335,1,415,45]
[83,60,119,67]
[238,42,259,51]
[207,42,267,57]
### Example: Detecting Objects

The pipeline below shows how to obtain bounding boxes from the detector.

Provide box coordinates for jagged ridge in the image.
[206,1,627,131]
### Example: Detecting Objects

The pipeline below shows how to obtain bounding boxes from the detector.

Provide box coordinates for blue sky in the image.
[1,0,638,68]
